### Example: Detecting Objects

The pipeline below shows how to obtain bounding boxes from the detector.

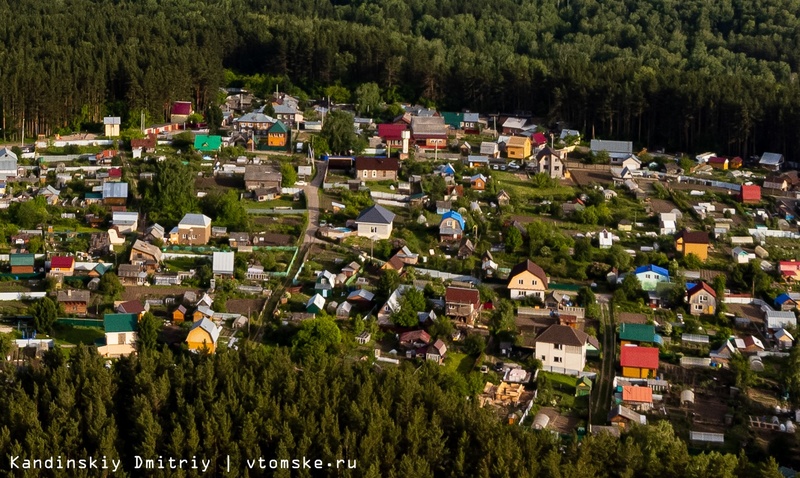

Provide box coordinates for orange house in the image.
[506,136,531,159]
[675,230,709,261]
[267,121,288,147]
[173,305,187,323]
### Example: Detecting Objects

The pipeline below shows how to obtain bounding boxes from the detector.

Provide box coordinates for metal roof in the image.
[104,313,138,333]
[102,181,129,199]
[212,251,235,274]
[591,139,633,154]
[103,116,121,125]
[180,213,212,227]
[356,204,395,225]
[190,317,220,343]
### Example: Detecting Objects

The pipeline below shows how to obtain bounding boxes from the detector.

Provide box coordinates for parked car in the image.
[295,180,308,186]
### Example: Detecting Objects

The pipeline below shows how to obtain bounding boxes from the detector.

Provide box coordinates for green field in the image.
[51,324,105,346]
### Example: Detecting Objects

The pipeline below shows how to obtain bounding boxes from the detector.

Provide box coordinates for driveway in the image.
[301,160,326,245]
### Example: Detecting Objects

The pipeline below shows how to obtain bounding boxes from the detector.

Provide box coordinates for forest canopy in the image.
[3,0,800,154]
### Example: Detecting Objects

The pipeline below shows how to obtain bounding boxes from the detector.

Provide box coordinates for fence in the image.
[370,191,409,201]
[374,199,408,208]
[680,357,712,367]
[723,295,754,304]
[56,318,104,328]
[413,268,480,284]
[246,208,308,215]
[0,292,47,301]
[748,229,800,239]
[681,334,710,344]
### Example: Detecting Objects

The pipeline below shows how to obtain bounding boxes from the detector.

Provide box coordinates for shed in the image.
[680,389,695,406]
[532,412,550,430]
[575,376,592,397]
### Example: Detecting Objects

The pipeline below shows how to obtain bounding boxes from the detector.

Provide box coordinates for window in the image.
[541,355,546,361]
[518,279,524,285]
[363,170,368,177]
[118,333,126,344]
[370,227,378,233]
[372,170,377,178]
[554,344,563,351]
[695,304,702,310]
[554,357,563,363]
[532,280,538,285]
[382,170,386,177]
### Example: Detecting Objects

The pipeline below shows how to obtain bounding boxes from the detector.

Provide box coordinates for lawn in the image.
[165,256,209,272]
[245,198,301,210]
[493,170,575,204]
[443,352,477,375]
[51,324,105,346]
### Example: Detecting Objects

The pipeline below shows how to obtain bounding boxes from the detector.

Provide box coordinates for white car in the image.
[294,180,308,186]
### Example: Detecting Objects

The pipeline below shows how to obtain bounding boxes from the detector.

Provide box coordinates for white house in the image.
[613,154,641,170]
[598,229,614,249]
[732,247,756,264]
[98,313,137,358]
[534,324,589,376]
[355,204,396,240]
[103,116,121,137]
[0,148,18,179]
[659,213,678,235]
[212,251,235,276]
[112,211,139,234]
[760,152,784,171]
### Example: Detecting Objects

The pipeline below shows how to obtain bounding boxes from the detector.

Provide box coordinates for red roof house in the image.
[49,256,75,276]
[620,346,659,378]
[532,132,548,147]
[740,184,761,204]
[444,286,482,324]
[377,124,408,143]
[108,168,123,180]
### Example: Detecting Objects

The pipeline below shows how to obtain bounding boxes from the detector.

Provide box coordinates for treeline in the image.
[4,0,800,156]
[0,345,789,477]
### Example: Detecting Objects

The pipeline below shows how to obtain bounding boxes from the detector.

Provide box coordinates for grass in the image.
[442,352,476,375]
[165,256,208,272]
[52,225,105,233]
[51,324,105,346]
[245,198,300,209]
[493,170,575,203]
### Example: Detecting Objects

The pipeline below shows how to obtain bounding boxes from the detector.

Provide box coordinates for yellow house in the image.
[267,121,288,147]
[620,346,659,379]
[506,136,531,160]
[675,230,709,261]
[186,318,220,353]
[507,259,548,300]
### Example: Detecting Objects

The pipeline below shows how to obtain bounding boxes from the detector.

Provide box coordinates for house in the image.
[116,300,147,320]
[173,305,187,323]
[775,329,795,349]
[707,156,729,170]
[620,346,659,378]
[272,102,303,128]
[212,251,235,277]
[193,306,215,322]
[354,157,399,181]
[775,293,798,311]
[117,264,147,286]
[465,155,490,168]
[229,232,250,248]
[266,121,289,148]
[675,230,709,261]
[575,376,592,397]
[49,256,75,277]
[686,281,717,315]
[532,132,548,150]
[534,146,566,179]
[377,123,408,150]
[355,331,371,345]
[619,323,658,346]
[659,213,678,235]
[445,286,482,324]
[103,116,121,137]
[129,240,162,271]
[186,318,220,354]
[732,247,756,264]
[470,174,487,190]
[760,152,784,171]
[98,313,138,357]
[765,309,797,331]
[608,405,646,428]
[461,112,482,133]
[632,265,670,291]
[505,136,531,160]
[146,223,165,242]
[306,294,326,314]
[426,339,447,364]
[244,165,282,191]
[112,211,139,234]
[764,171,800,191]
[534,325,589,376]
[57,290,90,317]
[315,270,336,298]
[0,148,18,179]
[171,101,193,123]
[399,330,431,350]
[738,335,765,353]
[102,182,128,206]
[618,219,632,231]
[354,204,395,240]
[502,117,527,135]
[37,185,60,205]
[621,385,654,411]
[411,116,447,148]
[780,261,800,282]
[9,253,34,274]
[342,261,361,277]
[598,229,614,249]
[591,139,633,160]
[435,200,452,215]
[508,259,549,300]
[439,211,465,242]
[739,184,761,204]
[480,142,500,158]
[168,213,212,245]
[347,289,374,306]
[612,154,641,170]
[194,134,222,152]
[458,238,475,259]
[497,190,511,206]
[233,112,275,135]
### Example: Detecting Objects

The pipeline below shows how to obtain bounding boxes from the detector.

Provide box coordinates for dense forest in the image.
[0,345,788,477]
[3,0,800,155]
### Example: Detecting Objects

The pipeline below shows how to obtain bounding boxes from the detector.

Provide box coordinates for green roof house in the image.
[194,134,222,152]
[619,323,658,345]
[100,313,138,358]
[10,253,35,274]
[441,112,464,130]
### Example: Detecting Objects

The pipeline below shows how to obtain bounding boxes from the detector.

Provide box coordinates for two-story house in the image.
[445,286,482,324]
[630,265,670,291]
[57,289,91,317]
[168,214,212,246]
[49,256,75,277]
[506,136,531,160]
[186,317,220,354]
[534,324,589,376]
[98,313,138,358]
[534,146,566,179]
[507,259,549,300]
[410,116,447,149]
[102,182,128,206]
[233,112,275,136]
[620,346,659,378]
[354,157,399,182]
[377,123,408,151]
[355,204,395,240]
[686,282,717,316]
[129,239,162,272]
[439,211,465,242]
[266,121,289,148]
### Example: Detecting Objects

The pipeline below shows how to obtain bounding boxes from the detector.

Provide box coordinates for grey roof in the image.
[244,165,282,182]
[591,139,633,154]
[273,104,298,114]
[0,148,18,163]
[56,289,91,303]
[235,112,275,123]
[103,116,121,125]
[131,239,163,262]
[467,155,490,163]
[463,112,480,122]
[179,213,212,227]
[760,152,784,165]
[212,251,235,274]
[356,204,396,225]
[502,117,527,129]
[411,116,447,135]
[480,142,499,154]
[102,181,129,199]
[190,317,220,343]
[113,211,139,224]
